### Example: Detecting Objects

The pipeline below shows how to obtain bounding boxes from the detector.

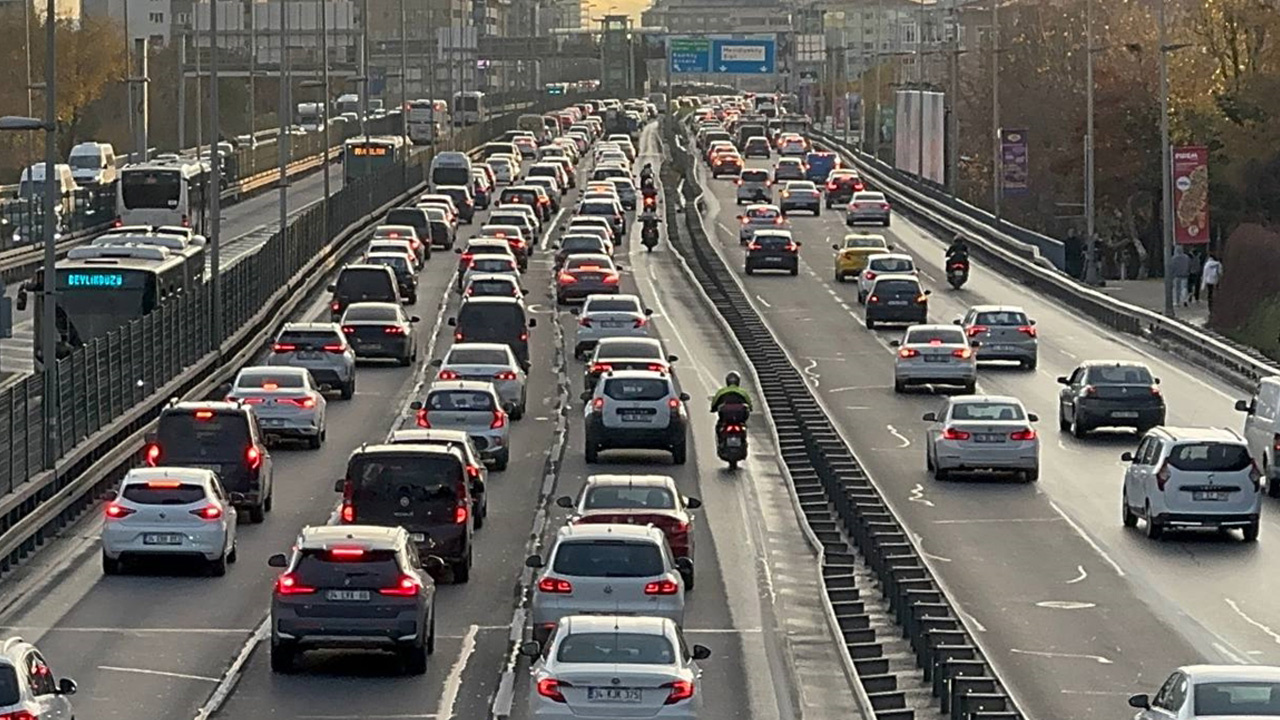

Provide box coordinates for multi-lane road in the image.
[687,136,1278,720]
[0,123,863,720]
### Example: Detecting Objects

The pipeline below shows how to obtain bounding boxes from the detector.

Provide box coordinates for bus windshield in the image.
[458,95,481,112]
[46,269,154,346]
[122,171,182,209]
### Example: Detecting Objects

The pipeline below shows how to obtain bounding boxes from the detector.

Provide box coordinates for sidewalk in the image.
[1094,278,1210,327]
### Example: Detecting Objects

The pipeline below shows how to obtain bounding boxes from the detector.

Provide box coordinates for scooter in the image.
[946,260,969,289]
[716,423,749,470]
[641,222,660,251]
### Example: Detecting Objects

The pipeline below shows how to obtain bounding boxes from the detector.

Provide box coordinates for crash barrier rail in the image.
[0,95,586,573]
[664,118,1025,720]
[809,130,1280,388]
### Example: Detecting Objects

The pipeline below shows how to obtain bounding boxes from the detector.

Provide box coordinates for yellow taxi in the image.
[832,232,892,282]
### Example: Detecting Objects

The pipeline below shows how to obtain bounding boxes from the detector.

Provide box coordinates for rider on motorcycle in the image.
[640,163,655,182]
[945,234,970,268]
[710,372,753,432]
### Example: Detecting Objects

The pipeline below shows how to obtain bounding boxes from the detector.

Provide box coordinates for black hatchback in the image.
[864,275,929,329]
[745,230,801,276]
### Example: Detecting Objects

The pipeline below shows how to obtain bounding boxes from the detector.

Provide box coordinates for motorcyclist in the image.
[945,234,970,268]
[710,372,753,432]
[640,163,655,182]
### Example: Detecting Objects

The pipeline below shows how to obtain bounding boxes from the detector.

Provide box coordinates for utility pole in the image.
[916,0,924,181]
[872,0,882,159]
[196,26,203,149]
[249,0,257,147]
[400,0,409,182]
[210,0,223,344]
[1158,0,1173,317]
[948,0,959,195]
[278,0,291,234]
[360,0,369,136]
[41,0,59,467]
[124,0,135,160]
[1084,0,1098,284]
[178,35,187,149]
[320,0,330,234]
[990,0,1001,222]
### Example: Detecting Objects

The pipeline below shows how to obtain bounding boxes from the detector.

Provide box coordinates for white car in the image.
[101,467,239,576]
[226,366,328,447]
[857,253,917,304]
[521,615,707,720]
[366,239,420,272]
[572,294,653,359]
[462,254,522,294]
[487,156,519,184]
[1129,664,1280,720]
[413,380,512,470]
[435,342,528,418]
[0,636,76,719]
[890,324,978,394]
[1121,427,1262,541]
[464,272,527,300]
[923,395,1040,482]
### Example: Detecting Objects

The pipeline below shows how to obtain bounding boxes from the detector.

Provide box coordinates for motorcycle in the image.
[641,187,658,211]
[946,259,969,289]
[641,221,659,251]
[716,423,749,470]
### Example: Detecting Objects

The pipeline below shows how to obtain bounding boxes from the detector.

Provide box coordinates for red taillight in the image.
[438,370,460,380]
[916,294,929,304]
[491,411,507,429]
[1,711,39,720]
[898,348,919,358]
[466,464,481,479]
[633,317,648,328]
[342,326,356,334]
[722,425,744,433]
[331,301,342,312]
[603,274,620,284]
[330,547,365,559]
[967,325,987,338]
[591,363,613,374]
[952,347,972,359]
[380,574,422,596]
[112,218,123,227]
[246,446,262,470]
[863,271,876,281]
[280,397,317,409]
[663,679,695,704]
[1018,325,1037,338]
[941,428,971,441]
[538,577,573,594]
[668,398,682,409]
[384,326,406,335]
[591,397,605,412]
[645,579,680,595]
[881,203,891,210]
[1150,385,1162,397]
[558,272,577,284]
[454,505,469,524]
[460,252,474,264]
[416,409,431,427]
[341,503,355,523]
[537,678,569,702]
[494,370,518,380]
[190,505,224,520]
[194,410,215,420]
[454,332,464,341]
[1084,385,1097,397]
[1155,462,1171,491]
[272,343,297,353]
[323,344,346,353]
[144,443,161,466]
[826,182,836,190]
[276,573,316,595]
[1009,429,1037,441]
[868,295,879,303]
[647,363,668,373]
[748,242,761,250]
[1272,433,1280,453]
[181,214,191,228]
[235,396,265,405]
[105,502,135,519]
[784,242,798,252]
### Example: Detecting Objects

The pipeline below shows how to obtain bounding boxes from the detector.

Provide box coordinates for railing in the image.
[809,130,1280,389]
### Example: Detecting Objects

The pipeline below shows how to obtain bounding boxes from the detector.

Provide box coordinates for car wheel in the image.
[402,638,429,675]
[492,449,510,472]
[207,552,227,577]
[1070,415,1089,439]
[893,378,905,393]
[1058,407,1070,432]
[308,432,322,450]
[453,550,472,584]
[1122,492,1138,528]
[341,377,355,400]
[865,317,876,330]
[789,267,798,276]
[835,272,844,283]
[1243,520,1261,542]
[1024,467,1039,483]
[102,552,121,575]
[427,609,437,654]
[1144,502,1164,540]
[682,566,695,591]
[228,541,238,564]
[671,439,688,465]
[745,266,754,275]
[884,219,891,227]
[963,381,976,394]
[248,503,266,524]
[814,208,821,217]
[264,489,273,512]
[934,465,950,481]
[857,292,866,305]
[270,639,297,674]
[556,293,566,305]
[1268,465,1280,498]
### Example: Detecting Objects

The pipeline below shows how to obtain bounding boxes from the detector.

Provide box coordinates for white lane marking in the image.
[802,358,820,387]
[1060,690,1139,697]
[193,618,270,720]
[1066,565,1088,585]
[1213,642,1251,665]
[908,483,935,507]
[683,627,765,634]
[436,624,479,720]
[932,517,1062,525]
[1009,648,1113,665]
[99,665,221,682]
[717,221,733,235]
[886,424,910,448]
[956,607,987,631]
[756,294,772,308]
[298,715,436,720]
[827,385,881,393]
[1048,500,1126,577]
[1035,600,1097,610]
[1225,598,1280,646]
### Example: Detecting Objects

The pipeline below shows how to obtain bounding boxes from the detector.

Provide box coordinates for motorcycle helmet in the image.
[724,371,741,387]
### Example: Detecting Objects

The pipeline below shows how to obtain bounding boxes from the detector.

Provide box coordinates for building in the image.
[640,0,789,34]
[83,0,171,43]
[5,0,82,22]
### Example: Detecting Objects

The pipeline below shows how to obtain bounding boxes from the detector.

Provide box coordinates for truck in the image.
[407,100,441,145]
[296,102,325,132]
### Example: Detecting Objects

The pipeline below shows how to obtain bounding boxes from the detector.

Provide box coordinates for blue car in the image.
[805,151,841,183]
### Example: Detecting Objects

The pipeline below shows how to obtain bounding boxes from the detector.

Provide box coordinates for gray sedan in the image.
[845,191,891,226]
[957,305,1038,370]
[923,395,1041,482]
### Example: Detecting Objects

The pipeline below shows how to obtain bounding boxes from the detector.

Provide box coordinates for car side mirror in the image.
[889,340,901,347]
[691,644,712,660]
[1029,319,1037,325]
[410,400,423,410]
[519,640,542,658]
[503,401,517,415]
[326,283,336,292]
[1154,377,1161,384]
[831,244,840,251]
[410,316,421,323]
[667,354,679,363]
[580,391,593,402]
[679,392,691,402]
[216,382,233,398]
[144,431,158,444]
[529,318,538,327]
[423,555,446,572]
[333,479,346,492]
[1056,376,1069,385]
[447,318,457,326]
[887,244,895,250]
[1129,694,1151,710]
[57,678,77,695]
[522,289,530,296]
[795,241,802,246]
[923,289,932,295]
[268,553,288,568]
[556,496,575,509]
[685,497,702,509]
[1028,413,1039,422]
[525,554,544,569]
[570,308,581,316]
[1236,399,1254,413]
[970,341,981,348]
[645,308,654,316]
[952,319,962,325]
[1121,451,1135,462]
[228,492,246,504]
[15,292,27,312]
[922,412,937,422]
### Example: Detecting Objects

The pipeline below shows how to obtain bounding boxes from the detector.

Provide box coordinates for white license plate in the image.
[362,343,383,351]
[923,356,948,363]
[600,321,624,328]
[985,345,1012,351]
[763,257,783,263]
[143,534,184,545]
[297,351,322,359]
[725,436,743,447]
[620,415,649,423]
[1112,411,1140,419]
[325,590,371,602]
[587,687,642,703]
[1193,491,1229,502]
[888,300,908,306]
[262,418,286,426]
[410,533,427,543]
[974,434,1006,443]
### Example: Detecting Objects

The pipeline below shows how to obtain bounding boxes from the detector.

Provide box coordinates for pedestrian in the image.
[1188,248,1204,303]
[1202,252,1223,310]
[1169,246,1191,306]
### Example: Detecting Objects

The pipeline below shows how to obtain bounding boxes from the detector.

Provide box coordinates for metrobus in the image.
[22,243,204,369]
[407,100,442,145]
[342,136,407,184]
[545,82,568,96]
[92,225,207,282]
[453,91,486,126]
[335,93,361,116]
[115,161,208,232]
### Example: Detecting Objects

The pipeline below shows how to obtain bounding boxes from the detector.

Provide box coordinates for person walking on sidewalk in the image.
[1188,248,1204,303]
[1170,246,1192,306]
[1202,252,1223,310]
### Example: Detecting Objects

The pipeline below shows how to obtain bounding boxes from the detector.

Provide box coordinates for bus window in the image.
[122,171,181,210]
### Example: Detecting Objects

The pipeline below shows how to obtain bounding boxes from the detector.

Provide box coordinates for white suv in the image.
[0,636,76,719]
[1121,427,1262,541]
[583,370,690,465]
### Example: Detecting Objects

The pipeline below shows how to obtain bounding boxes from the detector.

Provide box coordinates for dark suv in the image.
[328,265,401,321]
[144,400,273,523]
[745,230,801,276]
[335,444,475,582]
[383,208,434,257]
[268,525,439,674]
[448,297,536,371]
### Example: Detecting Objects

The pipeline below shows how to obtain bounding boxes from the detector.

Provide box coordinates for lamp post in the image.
[990,0,1001,222]
[278,0,291,235]
[209,0,223,345]
[1157,0,1173,317]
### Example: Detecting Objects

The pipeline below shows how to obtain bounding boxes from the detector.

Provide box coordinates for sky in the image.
[582,0,647,26]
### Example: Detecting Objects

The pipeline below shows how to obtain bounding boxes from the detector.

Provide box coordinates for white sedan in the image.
[434,342,529,419]
[923,394,1040,482]
[101,467,239,576]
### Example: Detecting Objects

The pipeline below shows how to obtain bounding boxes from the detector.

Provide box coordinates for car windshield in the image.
[844,236,885,248]
[552,540,664,577]
[237,370,306,389]
[598,341,661,359]
[906,329,965,345]
[974,311,1029,325]
[562,237,604,251]
[1193,681,1280,716]
[448,348,509,365]
[584,485,675,510]
[344,305,399,322]
[428,390,496,411]
[755,235,793,249]
[586,298,640,313]
[122,482,207,504]
[951,403,1026,421]
[557,633,676,665]
[871,258,914,273]
[1167,443,1253,472]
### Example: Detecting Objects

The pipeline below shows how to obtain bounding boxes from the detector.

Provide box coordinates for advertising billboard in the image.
[893,90,945,183]
[1172,146,1210,245]
[1000,129,1029,196]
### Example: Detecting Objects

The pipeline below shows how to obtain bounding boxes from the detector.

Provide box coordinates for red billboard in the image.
[1172,146,1210,245]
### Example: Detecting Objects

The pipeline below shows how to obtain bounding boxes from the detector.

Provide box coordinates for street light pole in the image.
[1084,0,1098,284]
[278,0,290,234]
[872,0,882,158]
[124,0,135,160]
[1158,0,1174,317]
[916,0,925,181]
[249,0,257,144]
[990,0,1001,222]
[320,0,330,233]
[400,0,409,183]
[41,0,59,467]
[210,0,223,345]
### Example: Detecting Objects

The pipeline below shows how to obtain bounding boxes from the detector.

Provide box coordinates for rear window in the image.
[277,329,341,348]
[458,304,524,332]
[603,378,670,401]
[951,403,1026,421]
[501,189,537,203]
[557,633,676,665]
[349,454,461,496]
[843,236,885,248]
[472,258,515,272]
[566,256,612,270]
[580,202,617,216]
[974,311,1029,326]
[385,209,426,228]
[344,305,399,322]
[237,370,306,389]
[598,341,661,359]
[121,482,207,504]
[854,193,886,202]
[585,298,640,313]
[528,166,556,177]
[428,390,496,411]
[0,666,19,706]
[787,181,817,191]
[336,269,394,297]
[292,548,402,589]
[157,411,251,455]
[552,540,664,577]
[875,280,920,295]
[1193,681,1280,715]
[1167,443,1252,472]
[447,348,509,365]
[562,237,604,251]
[756,235,793,250]
[467,279,517,296]
[905,329,965,345]
[870,258,914,273]
[367,256,410,273]
[584,485,675,510]
[1085,365,1153,385]
[741,169,769,181]
[747,207,778,220]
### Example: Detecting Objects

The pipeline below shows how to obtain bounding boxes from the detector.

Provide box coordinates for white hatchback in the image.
[572,294,653,359]
[857,253,917,304]
[413,381,512,470]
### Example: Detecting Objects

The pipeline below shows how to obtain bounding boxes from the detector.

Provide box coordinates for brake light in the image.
[748,242,761,250]
[774,217,784,224]
[281,397,317,409]
[898,348,919,358]
[633,317,648,328]
[495,371,518,380]
[276,573,316,595]
[537,678,569,703]
[1273,433,1280,453]
[105,502,135,519]
[1150,385,1162,397]
[466,464,481,480]
[1155,462,1171,491]
[603,274,620,284]
[952,348,972,359]
[663,679,695,704]
[460,252,474,263]
[520,331,529,341]
[967,325,987,338]
[331,301,341,312]
[234,396,263,405]
[491,410,507,429]
[591,397,605,412]
[246,446,262,470]
[341,503,355,522]
[342,326,355,334]
[722,425,744,433]
[454,332,464,341]
[454,503,469,524]
[190,505,224,520]
[1084,385,1097,397]
[785,242,798,252]
[181,214,191,228]
[863,271,876,281]
[144,443,161,465]
[781,191,791,197]
[272,343,297,353]
[591,363,613,374]
[645,579,680,595]
[868,295,879,303]
[1018,325,1037,338]
[194,410,215,420]
[384,326,406,335]
[436,369,460,381]
[1009,429,1037,441]
[881,203,891,210]
[941,428,971,441]
[735,178,742,185]
[826,182,837,190]
[380,574,423,596]
[323,344,346,353]
[416,409,430,427]
[538,577,573,594]
[916,294,929,304]
[558,272,577,284]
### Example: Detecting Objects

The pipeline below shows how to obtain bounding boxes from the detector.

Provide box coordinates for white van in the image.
[19,162,79,215]
[1235,375,1280,497]
[67,142,118,187]
[430,151,473,189]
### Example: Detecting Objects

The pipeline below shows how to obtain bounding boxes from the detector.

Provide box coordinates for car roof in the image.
[1079,359,1152,368]
[600,369,672,382]
[870,273,921,285]
[967,304,1027,314]
[562,615,672,636]
[388,428,471,443]
[281,322,342,332]
[585,474,678,490]
[465,238,512,248]
[461,296,523,307]
[167,400,243,413]
[429,380,500,393]
[905,324,965,335]
[355,442,464,459]
[555,523,665,542]
[345,301,401,312]
[1148,427,1244,443]
[298,524,405,551]
[949,394,1023,406]
[599,336,661,348]
[123,466,217,484]
[239,365,310,377]
[585,293,640,304]
[867,253,913,262]
[466,273,519,283]
[469,253,517,262]
[566,253,613,263]
[1177,665,1280,682]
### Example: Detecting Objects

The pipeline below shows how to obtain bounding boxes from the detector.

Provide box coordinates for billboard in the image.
[1000,129,1029,196]
[893,90,945,184]
[1172,146,1210,245]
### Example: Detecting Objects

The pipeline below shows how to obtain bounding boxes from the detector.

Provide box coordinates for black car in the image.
[448,297,536,370]
[1057,361,1165,437]
[364,253,418,304]
[864,275,929,329]
[745,230,801,276]
[384,208,434,253]
[328,265,402,320]
[824,169,866,207]
[144,400,274,523]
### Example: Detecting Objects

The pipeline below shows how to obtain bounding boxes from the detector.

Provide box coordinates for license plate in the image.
[297,351,322,359]
[362,343,383,351]
[888,300,908,306]
[985,345,1011,352]
[1193,491,1229,502]
[325,590,371,602]
[262,418,286,426]
[410,533,427,543]
[726,436,743,447]
[143,534,184,545]
[620,414,648,423]
[587,687,643,703]
[764,256,783,263]
[974,434,1006,443]
[1112,411,1139,419]
[923,355,948,363]
[601,321,624,329]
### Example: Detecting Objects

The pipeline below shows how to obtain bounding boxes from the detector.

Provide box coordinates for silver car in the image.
[737,203,788,244]
[266,322,357,400]
[412,380,512,470]
[521,615,708,720]
[736,168,773,205]
[845,190,892,227]
[857,253,917,304]
[463,273,527,301]
[890,324,978,393]
[1128,665,1280,720]
[227,366,328,447]
[462,254,521,294]
[923,395,1041,482]
[779,180,822,216]
[958,305,1039,370]
[572,294,653,359]
[434,342,528,418]
[525,524,690,645]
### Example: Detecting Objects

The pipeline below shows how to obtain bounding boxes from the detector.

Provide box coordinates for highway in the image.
[0,123,861,720]
[686,138,1279,720]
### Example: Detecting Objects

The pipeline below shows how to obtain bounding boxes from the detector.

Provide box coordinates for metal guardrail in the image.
[0,93,593,574]
[663,119,1025,720]
[809,130,1279,390]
